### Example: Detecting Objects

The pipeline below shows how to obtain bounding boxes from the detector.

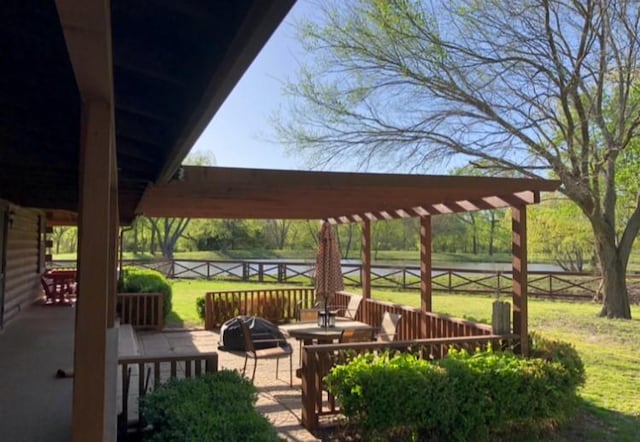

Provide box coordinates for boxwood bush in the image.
[325,338,585,441]
[118,266,172,319]
[196,296,206,322]
[140,370,279,442]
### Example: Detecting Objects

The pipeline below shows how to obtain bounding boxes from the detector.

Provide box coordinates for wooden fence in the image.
[51,258,640,300]
[117,293,164,331]
[118,352,218,423]
[204,287,315,329]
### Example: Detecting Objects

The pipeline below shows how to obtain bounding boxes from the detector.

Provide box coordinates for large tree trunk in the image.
[595,233,632,319]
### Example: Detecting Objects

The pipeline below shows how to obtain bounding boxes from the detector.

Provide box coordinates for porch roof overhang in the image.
[2,1,295,224]
[136,166,561,223]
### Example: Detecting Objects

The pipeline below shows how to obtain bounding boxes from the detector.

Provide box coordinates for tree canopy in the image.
[275,0,640,318]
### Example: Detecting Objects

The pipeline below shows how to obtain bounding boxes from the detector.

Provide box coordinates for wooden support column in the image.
[107,149,118,327]
[73,100,115,440]
[511,205,528,355]
[55,0,118,438]
[420,216,432,313]
[361,219,371,299]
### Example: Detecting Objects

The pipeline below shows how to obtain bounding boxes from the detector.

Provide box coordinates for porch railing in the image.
[117,293,164,331]
[204,288,315,329]
[118,352,218,422]
[300,334,516,430]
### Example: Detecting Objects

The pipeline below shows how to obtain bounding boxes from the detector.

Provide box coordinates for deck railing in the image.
[117,293,164,331]
[300,335,516,430]
[51,258,638,300]
[118,352,218,422]
[204,287,315,329]
[334,291,493,340]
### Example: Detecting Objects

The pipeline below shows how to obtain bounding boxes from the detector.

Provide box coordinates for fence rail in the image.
[204,287,315,329]
[50,258,640,300]
[117,292,164,331]
[118,352,218,423]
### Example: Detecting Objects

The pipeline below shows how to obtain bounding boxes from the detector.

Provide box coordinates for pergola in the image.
[137,165,560,354]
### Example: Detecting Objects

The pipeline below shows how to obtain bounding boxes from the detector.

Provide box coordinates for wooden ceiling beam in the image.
[115,96,175,123]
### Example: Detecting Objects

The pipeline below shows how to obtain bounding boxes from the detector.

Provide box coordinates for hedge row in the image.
[325,336,585,441]
[118,266,172,318]
[140,370,279,442]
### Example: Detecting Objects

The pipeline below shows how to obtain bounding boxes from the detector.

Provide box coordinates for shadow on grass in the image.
[165,311,184,328]
[557,399,640,441]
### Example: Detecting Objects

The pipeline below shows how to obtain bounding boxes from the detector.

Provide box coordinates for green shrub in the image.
[140,370,278,442]
[529,332,586,388]
[325,343,585,441]
[119,267,172,318]
[196,296,206,322]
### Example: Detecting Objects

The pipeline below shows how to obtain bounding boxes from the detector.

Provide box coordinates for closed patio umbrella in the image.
[315,221,344,327]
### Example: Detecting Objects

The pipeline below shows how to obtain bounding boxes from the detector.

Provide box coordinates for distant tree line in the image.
[52,195,623,271]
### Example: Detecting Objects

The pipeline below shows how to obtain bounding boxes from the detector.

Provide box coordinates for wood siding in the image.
[2,203,44,326]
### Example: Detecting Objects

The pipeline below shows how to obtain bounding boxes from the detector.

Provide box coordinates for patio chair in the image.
[335,295,363,319]
[239,318,293,386]
[376,312,402,342]
[339,327,374,343]
[298,307,320,322]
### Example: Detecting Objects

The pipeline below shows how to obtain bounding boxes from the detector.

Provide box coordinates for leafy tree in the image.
[263,219,293,249]
[431,215,468,253]
[529,197,594,272]
[134,150,216,258]
[276,0,640,318]
[51,226,70,254]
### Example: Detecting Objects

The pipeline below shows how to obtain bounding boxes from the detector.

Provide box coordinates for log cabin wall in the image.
[1,201,45,327]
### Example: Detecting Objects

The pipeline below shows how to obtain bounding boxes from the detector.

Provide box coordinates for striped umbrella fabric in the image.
[315,221,344,307]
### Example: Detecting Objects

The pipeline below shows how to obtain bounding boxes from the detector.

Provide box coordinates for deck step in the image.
[118,323,140,358]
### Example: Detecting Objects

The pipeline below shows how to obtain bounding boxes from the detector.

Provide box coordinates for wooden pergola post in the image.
[511,205,528,355]
[420,216,432,314]
[361,219,371,299]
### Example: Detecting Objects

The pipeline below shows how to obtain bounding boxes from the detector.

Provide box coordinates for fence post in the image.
[242,262,249,281]
[157,293,164,331]
[278,263,285,282]
[402,267,407,289]
[301,348,318,431]
[258,263,264,282]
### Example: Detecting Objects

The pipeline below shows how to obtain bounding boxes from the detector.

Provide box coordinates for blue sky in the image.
[189,1,314,170]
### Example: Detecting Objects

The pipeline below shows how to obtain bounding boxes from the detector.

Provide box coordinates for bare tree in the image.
[276,0,640,318]
[264,219,293,249]
[147,217,190,259]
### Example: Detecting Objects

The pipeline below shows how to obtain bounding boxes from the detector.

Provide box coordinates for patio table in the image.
[280,317,376,377]
[279,317,375,345]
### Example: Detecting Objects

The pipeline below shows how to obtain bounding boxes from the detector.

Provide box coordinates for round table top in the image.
[279,317,374,341]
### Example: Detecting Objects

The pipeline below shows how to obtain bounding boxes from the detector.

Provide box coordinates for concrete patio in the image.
[0,304,318,442]
[0,304,74,442]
